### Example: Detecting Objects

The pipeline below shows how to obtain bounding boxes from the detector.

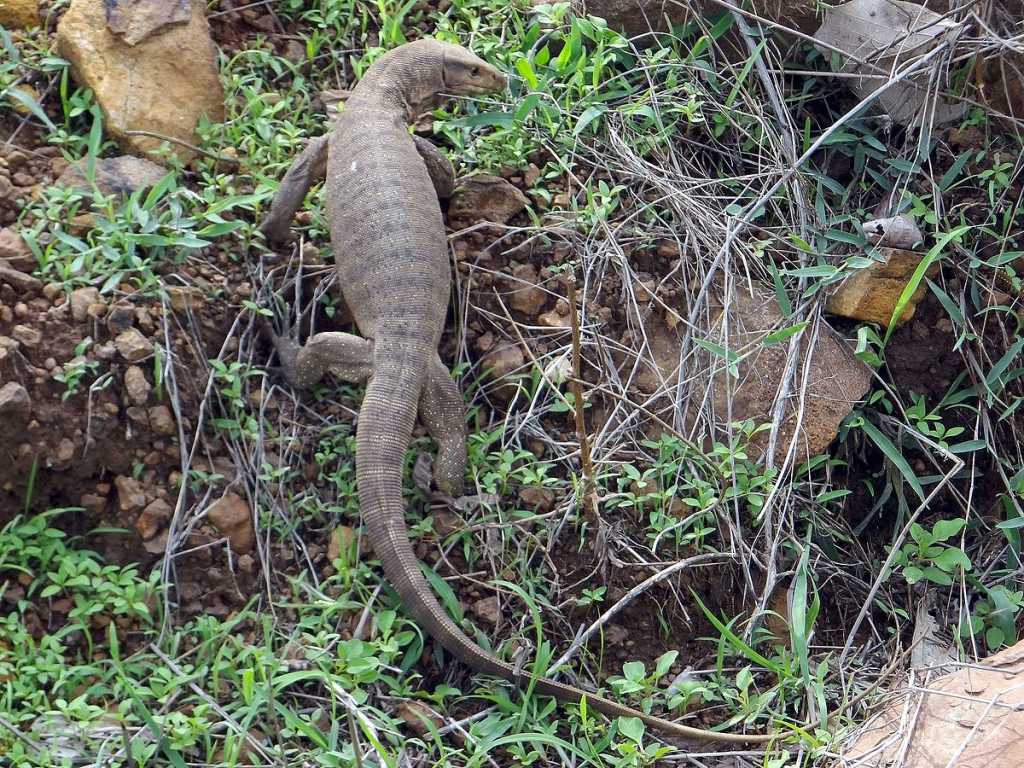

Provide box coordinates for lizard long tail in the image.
[355,350,776,744]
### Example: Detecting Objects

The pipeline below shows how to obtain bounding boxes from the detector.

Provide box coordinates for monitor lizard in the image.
[260,38,777,746]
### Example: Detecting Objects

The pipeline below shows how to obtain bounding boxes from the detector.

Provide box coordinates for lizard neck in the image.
[349,50,445,122]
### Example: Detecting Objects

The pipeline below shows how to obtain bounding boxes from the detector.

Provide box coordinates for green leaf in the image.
[725,40,766,108]
[939,150,973,191]
[622,660,646,682]
[859,419,924,501]
[7,86,56,132]
[617,716,645,744]
[884,226,970,343]
[763,322,808,346]
[653,650,677,679]
[423,564,463,622]
[984,337,1024,396]
[515,56,539,89]
[931,518,967,542]
[887,158,921,174]
[767,261,791,317]
[903,565,924,583]
[909,522,930,546]
[790,534,813,687]
[784,265,838,278]
[996,515,1024,530]
[985,625,1005,650]
[574,104,605,136]
[922,566,953,585]
[931,547,971,572]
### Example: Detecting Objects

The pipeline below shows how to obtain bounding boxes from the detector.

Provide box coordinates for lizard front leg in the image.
[418,354,467,496]
[259,134,329,244]
[412,135,456,200]
[269,331,373,390]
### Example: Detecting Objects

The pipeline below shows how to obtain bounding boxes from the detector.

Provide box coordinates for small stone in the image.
[148,405,175,435]
[80,493,108,515]
[475,331,495,353]
[606,625,628,645]
[123,365,151,406]
[0,229,35,272]
[42,283,61,301]
[57,155,170,197]
[471,596,500,626]
[0,382,31,419]
[106,303,135,334]
[11,324,42,348]
[634,279,657,302]
[538,309,571,328]
[86,302,107,319]
[328,526,359,561]
[11,172,34,187]
[69,286,100,322]
[166,286,200,313]
[95,342,117,361]
[508,263,547,315]
[523,163,542,187]
[448,174,529,225]
[518,485,555,512]
[105,0,191,46]
[114,328,153,362]
[282,39,306,62]
[825,248,939,326]
[125,405,149,427]
[13,303,28,318]
[135,498,172,540]
[54,438,76,464]
[0,265,41,293]
[481,342,525,380]
[206,492,254,554]
[396,700,444,736]
[114,475,147,514]
[143,530,169,554]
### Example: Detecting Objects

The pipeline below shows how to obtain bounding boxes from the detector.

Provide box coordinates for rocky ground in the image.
[1,0,1023,765]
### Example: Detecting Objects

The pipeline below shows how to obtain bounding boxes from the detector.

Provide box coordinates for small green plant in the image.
[607,651,678,704]
[885,518,972,585]
[906,393,965,450]
[210,359,263,439]
[960,584,1023,651]
[52,337,99,400]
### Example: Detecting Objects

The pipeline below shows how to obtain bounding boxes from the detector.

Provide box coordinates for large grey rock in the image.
[631,287,872,463]
[57,155,169,197]
[701,289,873,462]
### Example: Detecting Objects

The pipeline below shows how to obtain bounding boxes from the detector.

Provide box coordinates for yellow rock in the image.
[825,248,938,327]
[56,0,224,165]
[0,0,39,29]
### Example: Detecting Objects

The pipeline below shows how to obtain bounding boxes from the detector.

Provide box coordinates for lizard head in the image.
[438,43,507,96]
[366,40,507,116]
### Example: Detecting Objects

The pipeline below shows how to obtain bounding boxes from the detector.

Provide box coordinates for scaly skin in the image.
[262,39,777,745]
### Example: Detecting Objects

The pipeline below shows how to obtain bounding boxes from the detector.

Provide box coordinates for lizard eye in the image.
[471,66,480,77]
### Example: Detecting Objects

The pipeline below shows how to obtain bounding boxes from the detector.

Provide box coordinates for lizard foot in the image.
[257,317,304,390]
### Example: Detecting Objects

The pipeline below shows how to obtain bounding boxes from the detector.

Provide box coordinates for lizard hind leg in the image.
[419,355,468,497]
[273,331,373,390]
